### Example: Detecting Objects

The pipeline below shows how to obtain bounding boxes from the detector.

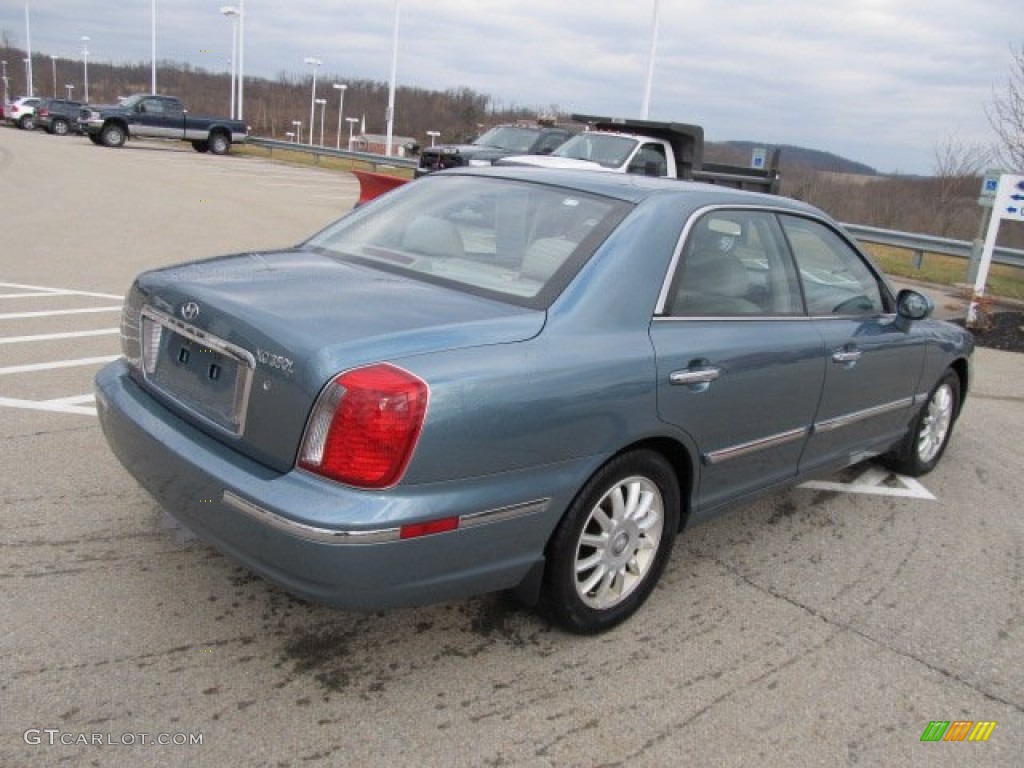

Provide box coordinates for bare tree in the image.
[987,43,1024,172]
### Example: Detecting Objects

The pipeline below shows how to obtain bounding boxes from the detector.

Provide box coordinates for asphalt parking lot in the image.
[1,126,1022,767]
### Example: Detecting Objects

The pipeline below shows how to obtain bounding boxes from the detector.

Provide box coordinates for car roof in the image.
[440,166,817,214]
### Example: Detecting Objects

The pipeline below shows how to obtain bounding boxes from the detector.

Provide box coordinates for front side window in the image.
[780,215,887,316]
[665,210,803,317]
[306,176,631,309]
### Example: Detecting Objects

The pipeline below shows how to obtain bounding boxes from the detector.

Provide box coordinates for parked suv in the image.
[5,96,41,130]
[34,97,84,135]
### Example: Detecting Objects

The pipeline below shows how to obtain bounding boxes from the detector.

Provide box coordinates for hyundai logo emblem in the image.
[180,302,201,321]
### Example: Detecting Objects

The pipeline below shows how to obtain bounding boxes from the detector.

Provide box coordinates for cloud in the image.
[2,0,1016,173]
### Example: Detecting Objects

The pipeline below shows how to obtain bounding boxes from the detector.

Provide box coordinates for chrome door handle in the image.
[831,349,862,364]
[670,367,721,385]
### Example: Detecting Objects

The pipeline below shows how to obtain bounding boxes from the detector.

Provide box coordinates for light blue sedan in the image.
[96,168,973,633]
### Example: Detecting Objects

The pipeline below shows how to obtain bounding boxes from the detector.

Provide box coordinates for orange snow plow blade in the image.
[352,169,411,206]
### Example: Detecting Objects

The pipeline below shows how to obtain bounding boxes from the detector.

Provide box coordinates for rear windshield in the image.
[305,175,631,309]
[553,134,639,168]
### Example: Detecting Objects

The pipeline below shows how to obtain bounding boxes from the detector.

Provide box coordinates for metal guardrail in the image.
[245,136,419,171]
[242,138,1023,272]
[842,222,1024,270]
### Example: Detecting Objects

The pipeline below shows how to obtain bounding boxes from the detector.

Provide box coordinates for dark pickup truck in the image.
[414,122,573,177]
[79,94,247,155]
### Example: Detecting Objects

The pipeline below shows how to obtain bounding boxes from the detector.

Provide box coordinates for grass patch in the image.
[864,244,1024,301]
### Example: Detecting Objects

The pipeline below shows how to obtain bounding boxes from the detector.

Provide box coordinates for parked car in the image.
[34,97,84,135]
[95,169,973,633]
[6,96,40,130]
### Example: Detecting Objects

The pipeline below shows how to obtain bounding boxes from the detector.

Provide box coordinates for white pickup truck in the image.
[498,114,781,194]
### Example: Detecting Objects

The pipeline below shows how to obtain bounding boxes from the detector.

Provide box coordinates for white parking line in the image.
[798,466,935,500]
[0,281,123,300]
[0,307,123,320]
[0,395,97,416]
[0,355,121,376]
[0,328,120,345]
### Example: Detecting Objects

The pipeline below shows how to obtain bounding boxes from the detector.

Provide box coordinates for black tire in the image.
[18,115,36,131]
[87,133,102,145]
[208,131,230,155]
[51,118,70,136]
[882,369,960,477]
[100,123,126,148]
[191,140,209,153]
[540,449,680,634]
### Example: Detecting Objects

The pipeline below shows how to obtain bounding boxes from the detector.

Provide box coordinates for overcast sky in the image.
[1,1,1018,174]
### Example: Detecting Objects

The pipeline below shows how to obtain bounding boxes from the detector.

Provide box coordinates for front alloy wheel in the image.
[542,450,679,633]
[882,369,960,477]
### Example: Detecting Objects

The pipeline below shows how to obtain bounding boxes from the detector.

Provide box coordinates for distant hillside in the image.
[707,140,878,176]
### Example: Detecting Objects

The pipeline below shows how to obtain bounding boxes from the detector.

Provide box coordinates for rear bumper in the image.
[95,360,581,610]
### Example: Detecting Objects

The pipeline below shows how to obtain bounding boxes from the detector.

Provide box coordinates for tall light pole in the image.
[151,0,157,92]
[50,55,56,97]
[291,120,302,143]
[65,83,73,100]
[237,0,244,120]
[304,56,321,146]
[2,61,10,105]
[81,36,90,103]
[23,3,33,97]
[346,117,358,151]
[315,98,327,146]
[220,6,240,119]
[641,0,661,118]
[385,0,401,156]
[332,83,347,150]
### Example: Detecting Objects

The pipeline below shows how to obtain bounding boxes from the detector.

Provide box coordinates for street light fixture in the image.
[303,56,322,146]
[315,97,327,146]
[345,116,359,151]
[426,130,440,147]
[81,36,90,103]
[65,83,74,100]
[220,6,240,119]
[332,83,347,150]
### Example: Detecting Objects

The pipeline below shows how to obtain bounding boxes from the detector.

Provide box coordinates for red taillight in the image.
[299,363,428,489]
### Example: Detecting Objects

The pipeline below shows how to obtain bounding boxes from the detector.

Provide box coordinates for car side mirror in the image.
[895,289,933,328]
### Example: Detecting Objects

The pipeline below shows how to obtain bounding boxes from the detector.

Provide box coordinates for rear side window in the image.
[665,210,803,317]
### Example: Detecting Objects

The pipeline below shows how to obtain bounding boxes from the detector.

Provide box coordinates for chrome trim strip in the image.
[222,492,550,545]
[813,397,915,433]
[460,499,550,528]
[912,390,930,406]
[704,427,808,465]
[223,491,402,545]
[141,307,256,369]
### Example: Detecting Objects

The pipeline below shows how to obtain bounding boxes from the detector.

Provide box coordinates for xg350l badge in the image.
[257,349,295,375]
[180,301,200,321]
